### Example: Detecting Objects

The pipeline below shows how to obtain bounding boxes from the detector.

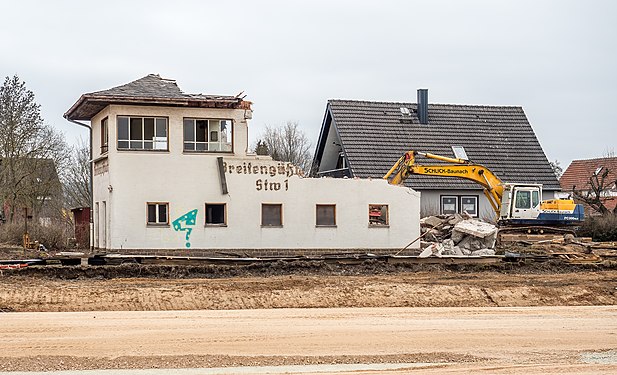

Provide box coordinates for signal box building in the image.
[65,74,420,255]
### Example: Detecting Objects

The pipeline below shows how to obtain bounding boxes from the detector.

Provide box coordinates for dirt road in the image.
[1,266,617,373]
[1,306,617,373]
[1,268,617,312]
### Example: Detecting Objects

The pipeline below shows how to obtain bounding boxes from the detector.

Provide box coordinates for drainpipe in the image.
[64,117,94,251]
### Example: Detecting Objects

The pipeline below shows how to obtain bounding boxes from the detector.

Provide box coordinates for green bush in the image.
[576,214,617,242]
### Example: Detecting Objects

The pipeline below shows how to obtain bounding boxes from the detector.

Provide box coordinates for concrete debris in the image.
[419,214,498,257]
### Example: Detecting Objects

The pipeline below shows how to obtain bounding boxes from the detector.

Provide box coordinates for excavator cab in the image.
[500,183,584,226]
[500,184,542,222]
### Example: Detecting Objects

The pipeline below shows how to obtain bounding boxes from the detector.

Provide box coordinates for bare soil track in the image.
[1,261,617,312]
[1,260,617,373]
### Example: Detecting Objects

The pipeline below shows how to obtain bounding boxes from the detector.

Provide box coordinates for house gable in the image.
[312,98,560,192]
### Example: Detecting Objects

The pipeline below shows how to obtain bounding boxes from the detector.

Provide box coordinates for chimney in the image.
[417,89,428,124]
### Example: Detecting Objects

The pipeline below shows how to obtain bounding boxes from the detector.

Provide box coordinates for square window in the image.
[441,196,458,215]
[206,203,226,225]
[316,204,336,226]
[262,204,282,226]
[369,204,388,226]
[461,196,478,217]
[147,202,169,225]
[183,118,233,152]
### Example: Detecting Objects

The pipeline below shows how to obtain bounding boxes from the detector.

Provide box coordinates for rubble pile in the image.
[419,214,497,257]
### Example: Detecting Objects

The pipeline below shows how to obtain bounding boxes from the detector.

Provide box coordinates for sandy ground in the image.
[1,306,617,374]
[1,267,617,373]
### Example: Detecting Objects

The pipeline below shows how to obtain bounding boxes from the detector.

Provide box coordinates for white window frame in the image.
[440,196,458,215]
[183,118,233,152]
[460,196,478,217]
[117,116,168,151]
[147,202,169,226]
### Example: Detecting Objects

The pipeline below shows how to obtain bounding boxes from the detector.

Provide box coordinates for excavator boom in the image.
[384,151,504,215]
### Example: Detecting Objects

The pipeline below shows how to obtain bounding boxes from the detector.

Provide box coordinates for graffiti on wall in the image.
[172,209,198,248]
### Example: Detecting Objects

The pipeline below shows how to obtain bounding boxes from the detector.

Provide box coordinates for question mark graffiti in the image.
[172,209,198,248]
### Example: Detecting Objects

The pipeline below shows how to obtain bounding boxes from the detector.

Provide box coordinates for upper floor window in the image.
[183,118,232,152]
[117,116,168,150]
[101,117,108,154]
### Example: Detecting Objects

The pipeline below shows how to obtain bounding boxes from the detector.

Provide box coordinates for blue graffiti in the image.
[172,209,198,248]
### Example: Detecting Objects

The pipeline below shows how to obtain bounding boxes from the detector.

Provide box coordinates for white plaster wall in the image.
[92,104,420,251]
[108,155,420,250]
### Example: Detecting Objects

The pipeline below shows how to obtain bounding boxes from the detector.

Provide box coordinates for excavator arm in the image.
[384,151,505,215]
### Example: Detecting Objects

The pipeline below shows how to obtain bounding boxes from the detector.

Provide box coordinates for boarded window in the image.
[316,204,336,226]
[262,204,282,226]
[206,203,226,225]
[369,204,388,226]
[147,202,169,225]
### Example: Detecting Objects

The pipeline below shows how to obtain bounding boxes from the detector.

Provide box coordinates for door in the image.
[95,202,99,249]
[511,188,541,220]
[101,201,107,249]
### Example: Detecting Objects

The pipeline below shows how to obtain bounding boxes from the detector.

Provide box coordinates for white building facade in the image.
[65,75,420,255]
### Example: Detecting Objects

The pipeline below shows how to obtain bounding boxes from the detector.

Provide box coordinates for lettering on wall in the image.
[222,160,302,192]
[172,209,198,248]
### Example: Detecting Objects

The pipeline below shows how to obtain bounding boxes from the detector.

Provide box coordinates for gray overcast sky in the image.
[1,0,615,168]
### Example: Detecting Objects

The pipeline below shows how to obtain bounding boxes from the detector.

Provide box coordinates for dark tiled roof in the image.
[560,157,617,192]
[65,74,250,120]
[322,99,561,190]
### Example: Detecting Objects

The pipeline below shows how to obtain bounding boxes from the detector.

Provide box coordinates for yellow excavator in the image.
[384,151,584,229]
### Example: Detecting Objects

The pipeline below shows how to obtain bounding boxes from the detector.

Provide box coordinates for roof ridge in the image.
[570,156,617,163]
[328,99,522,108]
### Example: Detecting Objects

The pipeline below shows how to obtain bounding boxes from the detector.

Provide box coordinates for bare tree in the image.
[0,75,70,223]
[549,160,563,179]
[63,139,91,209]
[256,121,313,173]
[572,165,617,216]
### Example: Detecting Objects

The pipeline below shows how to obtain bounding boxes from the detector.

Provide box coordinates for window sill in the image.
[316,225,337,228]
[147,224,170,228]
[92,154,109,163]
[368,224,390,228]
[117,149,169,152]
[261,225,283,228]
[183,150,234,154]
[205,223,227,227]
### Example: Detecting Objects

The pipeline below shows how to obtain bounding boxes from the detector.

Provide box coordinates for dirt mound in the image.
[5,259,616,280]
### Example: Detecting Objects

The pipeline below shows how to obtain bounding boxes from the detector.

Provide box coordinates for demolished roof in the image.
[65,74,251,120]
[560,156,617,192]
[314,99,561,190]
